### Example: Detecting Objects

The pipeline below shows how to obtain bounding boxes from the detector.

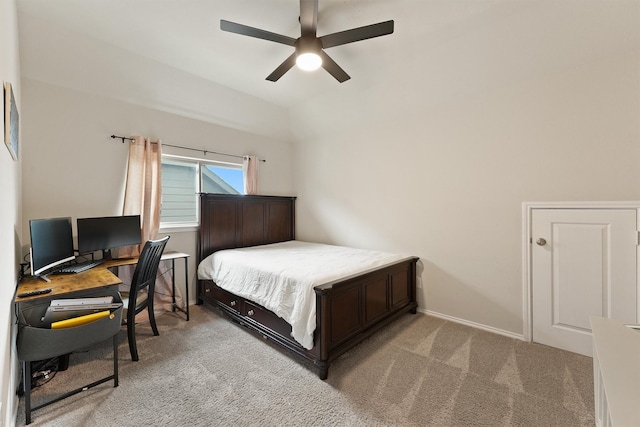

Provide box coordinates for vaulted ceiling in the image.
[16,0,639,139]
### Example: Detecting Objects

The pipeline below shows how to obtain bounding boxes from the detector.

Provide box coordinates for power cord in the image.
[17,357,60,396]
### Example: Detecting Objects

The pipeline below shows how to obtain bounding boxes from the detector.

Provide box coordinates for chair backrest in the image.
[130,236,170,299]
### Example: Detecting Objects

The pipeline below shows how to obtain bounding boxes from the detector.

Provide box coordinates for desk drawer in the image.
[17,293,123,362]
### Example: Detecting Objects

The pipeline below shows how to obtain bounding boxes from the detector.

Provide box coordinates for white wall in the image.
[21,79,295,301]
[0,0,22,424]
[290,2,640,337]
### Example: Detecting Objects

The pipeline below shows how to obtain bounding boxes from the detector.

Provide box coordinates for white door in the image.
[532,209,637,356]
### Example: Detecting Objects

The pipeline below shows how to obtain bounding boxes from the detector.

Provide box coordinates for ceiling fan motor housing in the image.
[295,37,323,56]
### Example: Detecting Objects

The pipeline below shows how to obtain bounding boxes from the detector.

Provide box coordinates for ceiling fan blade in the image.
[299,0,318,37]
[220,20,296,46]
[266,53,297,82]
[319,20,394,49]
[320,51,350,83]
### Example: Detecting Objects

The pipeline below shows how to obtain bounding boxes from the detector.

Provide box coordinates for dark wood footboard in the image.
[313,256,418,378]
[198,256,418,379]
[197,194,419,379]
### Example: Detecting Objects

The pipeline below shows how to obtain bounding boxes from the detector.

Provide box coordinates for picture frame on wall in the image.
[4,82,19,161]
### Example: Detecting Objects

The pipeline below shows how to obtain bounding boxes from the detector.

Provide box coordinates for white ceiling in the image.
[15,0,525,107]
[16,0,640,137]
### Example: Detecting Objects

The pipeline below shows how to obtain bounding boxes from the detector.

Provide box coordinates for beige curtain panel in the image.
[119,136,174,316]
[243,155,258,195]
[122,136,162,249]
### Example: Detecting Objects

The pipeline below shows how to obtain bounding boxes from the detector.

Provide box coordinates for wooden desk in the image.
[16,265,122,302]
[17,251,190,320]
[16,270,123,424]
[15,251,189,423]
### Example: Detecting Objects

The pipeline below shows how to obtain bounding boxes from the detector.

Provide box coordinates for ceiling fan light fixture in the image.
[296,52,322,71]
[295,37,323,71]
[220,0,394,82]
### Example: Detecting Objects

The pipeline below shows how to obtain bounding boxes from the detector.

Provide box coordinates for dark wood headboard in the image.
[198,194,296,263]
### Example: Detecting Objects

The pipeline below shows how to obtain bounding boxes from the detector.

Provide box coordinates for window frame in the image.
[160,154,243,232]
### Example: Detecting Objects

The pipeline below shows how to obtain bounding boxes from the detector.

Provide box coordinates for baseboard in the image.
[418,308,525,341]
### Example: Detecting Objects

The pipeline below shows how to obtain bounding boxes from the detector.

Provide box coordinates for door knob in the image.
[536,238,547,246]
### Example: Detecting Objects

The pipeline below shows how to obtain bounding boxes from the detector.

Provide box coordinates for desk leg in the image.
[169,257,189,321]
[171,259,176,314]
[113,334,119,387]
[184,258,189,321]
[23,360,32,425]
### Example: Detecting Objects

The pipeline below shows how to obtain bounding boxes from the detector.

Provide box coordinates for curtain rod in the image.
[110,134,266,162]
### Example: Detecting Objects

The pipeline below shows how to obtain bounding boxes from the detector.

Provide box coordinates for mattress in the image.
[197,240,406,349]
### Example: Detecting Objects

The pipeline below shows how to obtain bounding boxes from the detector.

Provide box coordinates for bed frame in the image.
[196,194,418,379]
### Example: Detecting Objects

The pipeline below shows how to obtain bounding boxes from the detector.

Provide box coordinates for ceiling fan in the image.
[220,0,394,83]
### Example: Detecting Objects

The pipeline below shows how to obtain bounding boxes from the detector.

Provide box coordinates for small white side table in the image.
[162,251,190,321]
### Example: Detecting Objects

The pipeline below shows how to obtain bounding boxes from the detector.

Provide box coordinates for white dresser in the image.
[590,316,640,427]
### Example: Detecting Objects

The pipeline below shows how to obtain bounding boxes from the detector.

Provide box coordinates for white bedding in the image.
[197,240,406,349]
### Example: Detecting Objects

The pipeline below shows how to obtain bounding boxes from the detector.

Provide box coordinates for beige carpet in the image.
[16,305,595,426]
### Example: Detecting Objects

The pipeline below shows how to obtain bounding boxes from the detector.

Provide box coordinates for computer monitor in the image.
[77,215,142,259]
[29,217,76,279]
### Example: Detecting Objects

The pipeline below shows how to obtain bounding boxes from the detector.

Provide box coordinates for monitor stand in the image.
[34,274,51,283]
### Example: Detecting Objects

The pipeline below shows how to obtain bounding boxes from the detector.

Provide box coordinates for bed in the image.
[196,194,419,379]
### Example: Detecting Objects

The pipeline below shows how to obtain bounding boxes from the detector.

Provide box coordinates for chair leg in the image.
[149,307,160,336]
[148,302,159,337]
[127,319,139,362]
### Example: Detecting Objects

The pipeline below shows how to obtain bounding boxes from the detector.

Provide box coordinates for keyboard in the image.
[56,259,104,274]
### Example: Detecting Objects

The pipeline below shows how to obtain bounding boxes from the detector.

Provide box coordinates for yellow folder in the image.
[50,310,111,329]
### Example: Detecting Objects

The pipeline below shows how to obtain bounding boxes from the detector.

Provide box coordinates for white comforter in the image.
[197,240,406,349]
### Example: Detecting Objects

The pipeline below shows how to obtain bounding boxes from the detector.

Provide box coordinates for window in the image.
[160,156,243,227]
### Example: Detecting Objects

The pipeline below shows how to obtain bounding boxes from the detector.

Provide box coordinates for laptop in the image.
[39,303,121,327]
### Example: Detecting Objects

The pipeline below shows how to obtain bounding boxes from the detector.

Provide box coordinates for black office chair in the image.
[121,236,170,361]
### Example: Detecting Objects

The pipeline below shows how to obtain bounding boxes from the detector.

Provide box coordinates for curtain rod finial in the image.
[110,134,129,143]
